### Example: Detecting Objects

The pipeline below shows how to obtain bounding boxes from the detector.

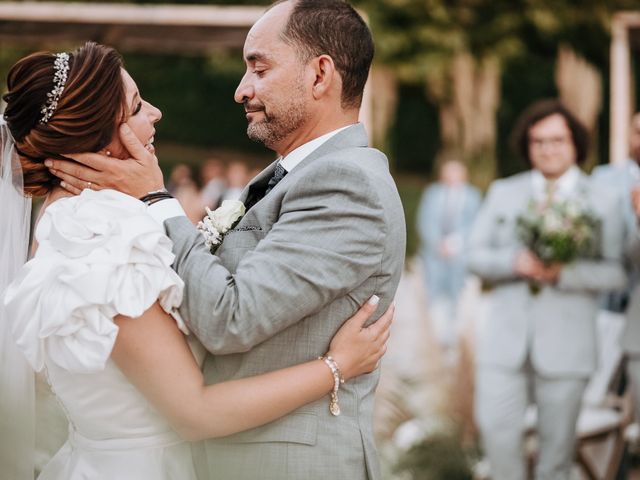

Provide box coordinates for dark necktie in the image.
[245,163,288,210]
[264,163,287,196]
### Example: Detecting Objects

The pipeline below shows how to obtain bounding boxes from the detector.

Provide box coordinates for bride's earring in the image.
[105,150,112,157]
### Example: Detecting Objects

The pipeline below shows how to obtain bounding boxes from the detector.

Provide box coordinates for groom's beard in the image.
[246,84,308,150]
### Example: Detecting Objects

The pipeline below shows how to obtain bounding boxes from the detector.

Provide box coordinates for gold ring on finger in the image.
[87,182,93,190]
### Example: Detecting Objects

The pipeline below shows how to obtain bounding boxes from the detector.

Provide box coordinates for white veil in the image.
[0,116,35,479]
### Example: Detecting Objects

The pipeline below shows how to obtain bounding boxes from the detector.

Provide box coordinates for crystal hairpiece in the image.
[39,52,70,125]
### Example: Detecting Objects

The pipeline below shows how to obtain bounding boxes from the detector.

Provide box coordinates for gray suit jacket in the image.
[468,170,626,377]
[622,215,640,355]
[593,161,640,353]
[625,241,640,354]
[416,183,481,298]
[164,124,406,479]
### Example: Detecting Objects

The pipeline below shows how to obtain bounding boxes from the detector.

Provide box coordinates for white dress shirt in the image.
[147,124,354,224]
[531,165,580,202]
[624,158,640,183]
[279,125,351,173]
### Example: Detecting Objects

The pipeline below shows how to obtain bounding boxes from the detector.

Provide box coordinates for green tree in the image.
[357,0,640,186]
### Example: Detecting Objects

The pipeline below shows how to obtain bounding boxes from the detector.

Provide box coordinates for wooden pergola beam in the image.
[0,2,265,54]
[0,2,266,27]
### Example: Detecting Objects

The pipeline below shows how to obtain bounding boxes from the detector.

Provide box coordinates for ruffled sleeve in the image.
[3,189,186,373]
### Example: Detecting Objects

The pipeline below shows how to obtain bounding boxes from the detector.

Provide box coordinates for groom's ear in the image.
[310,55,339,101]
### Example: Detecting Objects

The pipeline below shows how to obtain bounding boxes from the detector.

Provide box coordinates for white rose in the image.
[564,201,581,219]
[543,211,563,233]
[205,200,246,233]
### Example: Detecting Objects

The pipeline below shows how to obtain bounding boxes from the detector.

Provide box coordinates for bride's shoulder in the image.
[3,189,184,374]
[35,188,171,256]
[38,188,156,238]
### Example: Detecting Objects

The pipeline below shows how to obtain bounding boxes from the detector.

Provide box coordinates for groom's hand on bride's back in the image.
[44,123,164,198]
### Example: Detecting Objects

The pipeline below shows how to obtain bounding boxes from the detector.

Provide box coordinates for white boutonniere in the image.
[197,200,246,253]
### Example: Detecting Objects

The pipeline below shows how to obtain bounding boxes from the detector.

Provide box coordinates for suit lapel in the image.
[574,170,590,198]
[241,124,369,209]
[240,159,279,208]
[291,123,369,174]
[512,172,534,214]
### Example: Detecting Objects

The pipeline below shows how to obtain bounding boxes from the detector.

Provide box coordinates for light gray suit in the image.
[164,124,406,480]
[592,161,640,421]
[624,231,640,421]
[416,183,481,301]
[592,160,638,313]
[468,170,626,480]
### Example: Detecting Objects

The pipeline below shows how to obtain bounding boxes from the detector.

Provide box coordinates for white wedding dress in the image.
[4,189,204,480]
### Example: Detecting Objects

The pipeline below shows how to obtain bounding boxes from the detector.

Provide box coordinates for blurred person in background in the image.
[416,159,481,351]
[614,112,640,437]
[167,163,204,224]
[174,182,205,225]
[200,157,227,210]
[591,112,640,311]
[167,163,195,196]
[249,164,264,181]
[221,160,250,201]
[593,112,640,194]
[468,100,626,480]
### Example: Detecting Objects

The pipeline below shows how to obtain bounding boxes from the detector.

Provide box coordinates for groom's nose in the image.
[234,74,253,104]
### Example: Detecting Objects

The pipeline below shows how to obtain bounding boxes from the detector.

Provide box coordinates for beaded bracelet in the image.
[319,355,345,416]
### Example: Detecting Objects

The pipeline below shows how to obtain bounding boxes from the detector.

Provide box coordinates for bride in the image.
[0,42,393,480]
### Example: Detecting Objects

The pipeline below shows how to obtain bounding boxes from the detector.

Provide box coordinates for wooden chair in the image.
[523,310,632,480]
[574,310,633,480]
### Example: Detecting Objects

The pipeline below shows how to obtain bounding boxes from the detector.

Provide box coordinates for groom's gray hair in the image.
[273,0,374,109]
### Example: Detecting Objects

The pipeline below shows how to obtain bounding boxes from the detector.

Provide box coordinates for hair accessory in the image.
[40,53,70,125]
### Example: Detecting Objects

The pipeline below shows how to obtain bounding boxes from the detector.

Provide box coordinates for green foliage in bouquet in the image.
[393,432,475,480]
[516,198,600,265]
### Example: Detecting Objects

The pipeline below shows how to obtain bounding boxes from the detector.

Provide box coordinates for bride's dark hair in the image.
[2,42,127,197]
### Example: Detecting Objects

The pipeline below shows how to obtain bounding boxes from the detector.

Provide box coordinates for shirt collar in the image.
[279,124,353,173]
[531,165,580,201]
[625,158,640,182]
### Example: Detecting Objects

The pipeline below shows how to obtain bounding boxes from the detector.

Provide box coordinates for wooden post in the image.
[610,14,632,165]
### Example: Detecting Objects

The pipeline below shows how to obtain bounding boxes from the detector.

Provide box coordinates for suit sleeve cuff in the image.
[147,198,187,224]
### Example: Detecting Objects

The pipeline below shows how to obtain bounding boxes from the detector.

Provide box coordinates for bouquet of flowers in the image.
[516,197,600,266]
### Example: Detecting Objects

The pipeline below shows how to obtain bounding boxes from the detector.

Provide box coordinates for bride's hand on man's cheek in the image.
[44,123,165,198]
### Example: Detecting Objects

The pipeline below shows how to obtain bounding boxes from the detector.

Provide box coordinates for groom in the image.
[46,1,406,478]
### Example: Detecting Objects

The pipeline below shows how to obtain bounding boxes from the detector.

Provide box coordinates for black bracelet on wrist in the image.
[146,195,174,205]
[139,190,173,205]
